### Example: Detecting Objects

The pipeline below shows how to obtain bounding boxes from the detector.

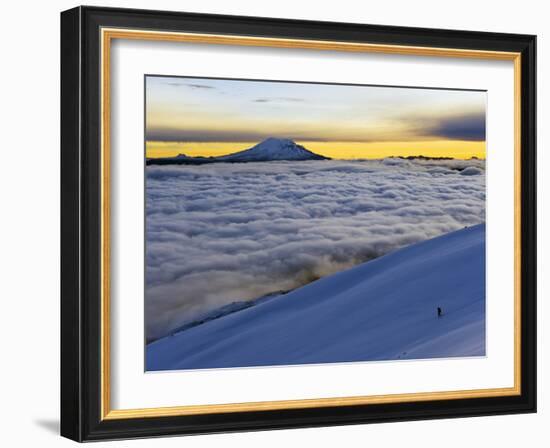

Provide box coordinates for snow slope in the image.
[146,224,486,371]
[146,138,328,165]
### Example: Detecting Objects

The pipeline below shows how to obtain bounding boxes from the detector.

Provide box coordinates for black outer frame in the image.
[60,6,536,442]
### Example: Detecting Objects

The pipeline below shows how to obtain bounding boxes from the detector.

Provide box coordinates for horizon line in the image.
[145,138,486,161]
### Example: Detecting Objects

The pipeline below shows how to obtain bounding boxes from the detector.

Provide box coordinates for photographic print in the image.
[144,75,487,371]
[61,9,536,440]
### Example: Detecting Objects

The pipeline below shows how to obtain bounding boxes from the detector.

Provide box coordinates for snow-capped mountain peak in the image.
[217,137,328,162]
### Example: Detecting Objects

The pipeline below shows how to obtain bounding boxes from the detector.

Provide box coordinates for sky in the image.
[145,76,486,160]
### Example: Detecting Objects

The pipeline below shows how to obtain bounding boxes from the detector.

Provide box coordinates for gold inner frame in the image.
[100,27,522,420]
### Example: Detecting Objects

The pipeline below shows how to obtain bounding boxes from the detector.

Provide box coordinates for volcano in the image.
[146,138,330,165]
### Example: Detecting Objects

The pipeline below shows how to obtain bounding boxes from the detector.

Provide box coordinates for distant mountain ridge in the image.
[146,137,330,165]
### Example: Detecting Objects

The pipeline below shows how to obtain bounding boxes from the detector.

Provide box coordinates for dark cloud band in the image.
[146,111,486,144]
[145,159,486,341]
[145,129,333,143]
[427,113,486,141]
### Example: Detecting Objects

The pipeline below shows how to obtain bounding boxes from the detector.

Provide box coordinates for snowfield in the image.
[146,158,485,342]
[147,224,486,370]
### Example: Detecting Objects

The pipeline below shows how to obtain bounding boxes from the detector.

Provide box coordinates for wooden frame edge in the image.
[99,27,523,422]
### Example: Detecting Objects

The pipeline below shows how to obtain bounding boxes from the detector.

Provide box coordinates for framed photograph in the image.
[60,6,536,441]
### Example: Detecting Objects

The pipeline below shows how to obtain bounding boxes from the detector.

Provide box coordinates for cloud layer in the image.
[145,159,485,341]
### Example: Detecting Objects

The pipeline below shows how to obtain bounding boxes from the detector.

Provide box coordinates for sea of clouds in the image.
[145,158,485,342]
